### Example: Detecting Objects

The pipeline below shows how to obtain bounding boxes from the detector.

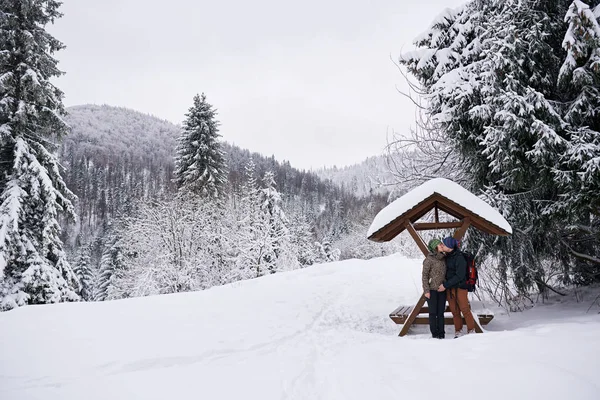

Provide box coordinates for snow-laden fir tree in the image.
[0,0,79,309]
[174,93,228,198]
[557,1,600,211]
[555,0,600,283]
[230,158,262,281]
[287,212,317,267]
[399,0,600,294]
[315,236,340,263]
[232,167,291,278]
[258,171,290,275]
[72,244,94,301]
[93,235,124,301]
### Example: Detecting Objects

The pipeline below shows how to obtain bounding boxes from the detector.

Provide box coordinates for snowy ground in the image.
[1,254,599,400]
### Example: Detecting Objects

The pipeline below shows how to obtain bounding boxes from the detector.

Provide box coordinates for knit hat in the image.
[443,237,460,250]
[427,238,442,253]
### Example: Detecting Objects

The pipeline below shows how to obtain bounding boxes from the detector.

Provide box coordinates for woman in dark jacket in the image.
[422,238,447,339]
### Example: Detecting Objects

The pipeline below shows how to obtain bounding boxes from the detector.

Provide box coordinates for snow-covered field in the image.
[1,254,599,400]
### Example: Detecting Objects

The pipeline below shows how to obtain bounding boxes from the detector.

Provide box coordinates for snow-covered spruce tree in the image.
[0,0,79,309]
[174,93,227,198]
[258,171,291,274]
[72,244,94,301]
[230,158,262,281]
[287,212,317,267]
[233,168,292,278]
[555,0,600,283]
[93,235,124,301]
[315,236,340,263]
[400,0,584,294]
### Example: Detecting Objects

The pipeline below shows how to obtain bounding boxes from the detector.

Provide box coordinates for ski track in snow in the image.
[1,254,599,400]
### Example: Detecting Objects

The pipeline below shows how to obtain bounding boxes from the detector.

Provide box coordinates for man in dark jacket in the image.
[437,237,476,338]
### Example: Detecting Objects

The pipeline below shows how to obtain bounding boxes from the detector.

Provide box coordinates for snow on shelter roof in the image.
[367,178,512,241]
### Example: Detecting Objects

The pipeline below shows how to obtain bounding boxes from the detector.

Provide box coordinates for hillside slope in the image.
[1,254,599,400]
[61,105,388,249]
[316,155,394,198]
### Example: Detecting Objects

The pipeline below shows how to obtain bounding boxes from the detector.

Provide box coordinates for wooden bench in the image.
[389,301,494,336]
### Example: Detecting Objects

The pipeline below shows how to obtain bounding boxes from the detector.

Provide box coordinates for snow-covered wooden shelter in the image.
[367,178,512,336]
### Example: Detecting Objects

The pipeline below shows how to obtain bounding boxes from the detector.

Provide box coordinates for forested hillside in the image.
[58,105,404,301]
[316,156,394,199]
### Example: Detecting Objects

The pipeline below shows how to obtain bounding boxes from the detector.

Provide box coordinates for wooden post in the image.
[435,204,439,223]
[399,221,430,336]
[473,315,484,333]
[453,217,471,240]
[399,294,427,337]
[404,221,429,257]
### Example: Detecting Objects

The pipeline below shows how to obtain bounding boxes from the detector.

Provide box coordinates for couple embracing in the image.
[422,237,476,339]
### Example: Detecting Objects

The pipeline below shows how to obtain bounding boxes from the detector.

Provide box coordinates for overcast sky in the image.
[50,0,465,170]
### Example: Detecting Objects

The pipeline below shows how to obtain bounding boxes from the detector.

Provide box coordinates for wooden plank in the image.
[404,221,429,257]
[414,221,464,230]
[389,304,406,315]
[389,305,410,325]
[453,217,471,240]
[390,315,406,324]
[398,295,427,337]
[435,203,439,223]
[420,306,451,314]
[412,315,494,326]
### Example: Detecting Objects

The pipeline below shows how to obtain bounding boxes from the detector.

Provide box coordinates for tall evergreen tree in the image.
[258,171,289,274]
[557,0,600,213]
[555,0,600,282]
[0,0,79,309]
[400,0,600,293]
[72,243,94,301]
[233,160,269,279]
[288,212,317,267]
[174,93,228,198]
[93,235,123,301]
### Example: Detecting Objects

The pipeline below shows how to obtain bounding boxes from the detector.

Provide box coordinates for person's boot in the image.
[454,330,464,339]
[467,329,476,334]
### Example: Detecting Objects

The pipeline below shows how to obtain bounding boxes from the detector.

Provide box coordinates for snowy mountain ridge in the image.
[315,155,394,198]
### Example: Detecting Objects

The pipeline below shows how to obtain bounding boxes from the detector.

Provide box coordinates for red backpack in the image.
[462,251,478,292]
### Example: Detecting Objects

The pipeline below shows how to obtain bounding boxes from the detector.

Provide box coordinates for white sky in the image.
[50,0,465,170]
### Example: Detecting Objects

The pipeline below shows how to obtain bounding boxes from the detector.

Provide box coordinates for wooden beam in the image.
[399,294,427,337]
[369,191,511,243]
[473,316,484,333]
[453,217,471,240]
[436,196,508,236]
[379,220,405,242]
[413,221,464,230]
[370,194,442,242]
[410,315,493,326]
[404,221,429,256]
[435,203,439,223]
